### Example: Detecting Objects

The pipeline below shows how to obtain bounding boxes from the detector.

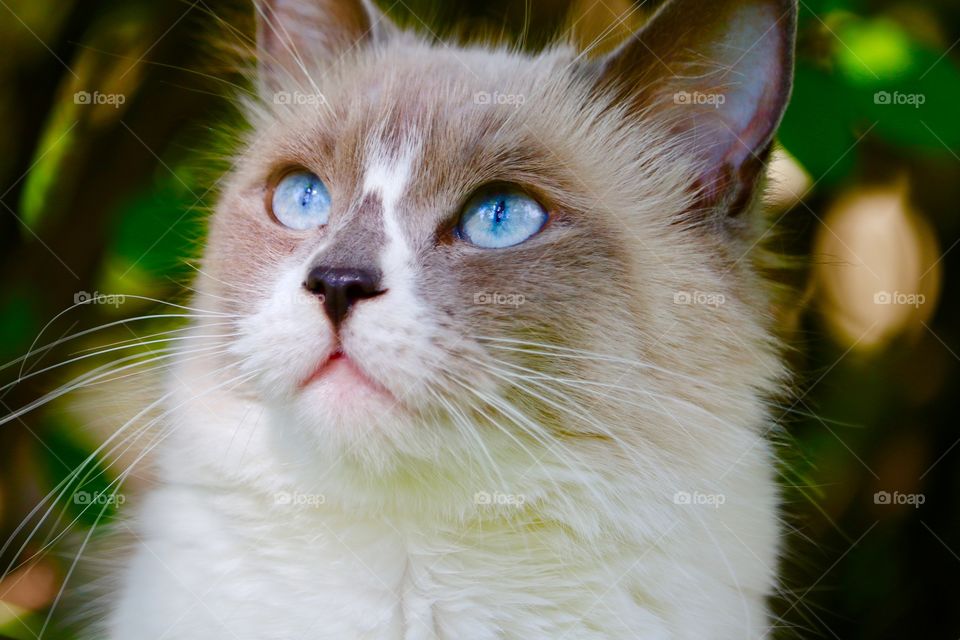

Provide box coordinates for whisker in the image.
[5,309,235,377]
[0,332,239,393]
[444,372,610,529]
[473,336,762,401]
[182,262,263,295]
[0,343,231,427]
[0,348,241,577]
[424,387,511,498]
[467,354,736,438]
[65,322,237,357]
[36,365,261,637]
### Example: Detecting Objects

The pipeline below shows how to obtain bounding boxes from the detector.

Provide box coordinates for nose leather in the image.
[303,266,384,328]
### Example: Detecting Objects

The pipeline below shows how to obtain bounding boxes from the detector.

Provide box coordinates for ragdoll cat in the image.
[99,0,798,637]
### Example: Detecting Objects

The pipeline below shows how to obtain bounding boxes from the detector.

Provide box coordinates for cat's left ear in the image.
[590,0,797,216]
[255,0,395,90]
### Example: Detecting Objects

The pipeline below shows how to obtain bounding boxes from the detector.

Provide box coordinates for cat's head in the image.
[201,0,796,469]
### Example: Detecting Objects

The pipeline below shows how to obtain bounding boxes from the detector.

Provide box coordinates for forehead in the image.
[258,45,578,200]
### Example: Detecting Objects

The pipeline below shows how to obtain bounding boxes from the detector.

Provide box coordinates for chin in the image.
[300,361,401,424]
[262,354,424,463]
[300,353,397,405]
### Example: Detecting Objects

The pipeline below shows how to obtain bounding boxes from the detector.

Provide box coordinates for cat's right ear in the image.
[583,0,797,218]
[255,0,394,90]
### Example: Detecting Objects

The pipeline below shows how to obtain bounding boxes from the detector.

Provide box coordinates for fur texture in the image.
[99,0,797,637]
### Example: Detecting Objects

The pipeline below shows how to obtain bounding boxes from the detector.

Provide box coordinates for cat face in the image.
[200,0,795,465]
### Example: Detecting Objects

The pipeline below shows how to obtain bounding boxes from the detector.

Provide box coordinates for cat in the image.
[95,0,798,637]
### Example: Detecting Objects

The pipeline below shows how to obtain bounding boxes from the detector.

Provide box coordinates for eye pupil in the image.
[493,200,507,225]
[301,185,317,207]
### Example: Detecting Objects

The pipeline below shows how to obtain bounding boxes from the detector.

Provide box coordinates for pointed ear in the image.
[255,0,394,90]
[592,0,797,216]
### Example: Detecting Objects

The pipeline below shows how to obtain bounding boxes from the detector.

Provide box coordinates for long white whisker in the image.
[468,355,728,445]
[0,343,230,427]
[37,365,261,638]
[0,347,240,575]
[425,387,510,499]
[0,333,239,393]
[66,321,237,356]
[474,336,758,399]
[5,312,234,376]
[444,373,606,530]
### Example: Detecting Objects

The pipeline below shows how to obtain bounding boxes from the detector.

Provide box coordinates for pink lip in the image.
[299,349,393,399]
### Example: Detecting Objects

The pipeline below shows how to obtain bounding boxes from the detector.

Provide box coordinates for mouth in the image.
[299,348,394,401]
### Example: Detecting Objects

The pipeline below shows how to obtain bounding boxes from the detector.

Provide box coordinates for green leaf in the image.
[106,175,206,286]
[0,291,40,362]
[836,19,919,85]
[779,63,860,185]
[780,15,960,183]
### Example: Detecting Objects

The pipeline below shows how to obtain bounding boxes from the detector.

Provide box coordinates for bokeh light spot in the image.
[813,180,942,351]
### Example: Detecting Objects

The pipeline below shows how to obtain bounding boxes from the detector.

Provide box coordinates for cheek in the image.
[420,233,634,348]
[204,199,304,313]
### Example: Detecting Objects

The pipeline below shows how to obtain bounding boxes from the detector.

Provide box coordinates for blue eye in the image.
[271,170,331,230]
[458,190,548,249]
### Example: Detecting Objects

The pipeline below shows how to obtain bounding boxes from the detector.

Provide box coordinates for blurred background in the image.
[0,0,958,637]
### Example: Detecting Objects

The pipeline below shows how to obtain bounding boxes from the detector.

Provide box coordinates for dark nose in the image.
[303,266,384,328]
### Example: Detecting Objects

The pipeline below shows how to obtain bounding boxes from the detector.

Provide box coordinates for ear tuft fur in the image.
[255,0,394,91]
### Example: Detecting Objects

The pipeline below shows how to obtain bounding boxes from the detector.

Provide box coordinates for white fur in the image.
[106,383,778,639]
[366,151,416,288]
